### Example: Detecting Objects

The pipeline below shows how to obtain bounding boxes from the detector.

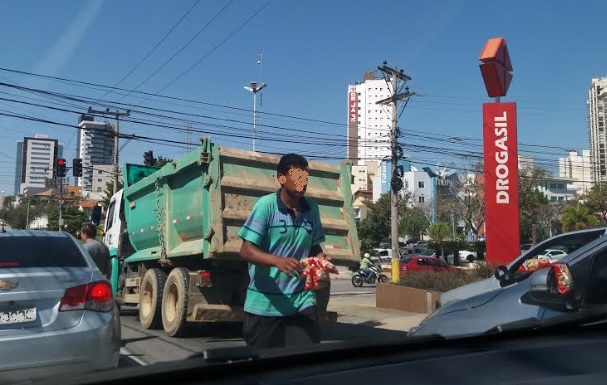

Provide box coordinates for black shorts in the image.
[243,306,320,350]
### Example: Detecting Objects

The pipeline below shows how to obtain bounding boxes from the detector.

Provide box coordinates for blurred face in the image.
[278,167,309,197]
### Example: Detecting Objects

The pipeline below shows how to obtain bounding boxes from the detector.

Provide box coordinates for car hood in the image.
[438,277,497,307]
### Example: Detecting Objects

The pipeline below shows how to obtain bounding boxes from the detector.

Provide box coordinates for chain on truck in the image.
[102,137,361,337]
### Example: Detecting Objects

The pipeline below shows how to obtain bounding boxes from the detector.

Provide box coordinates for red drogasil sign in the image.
[482,102,520,265]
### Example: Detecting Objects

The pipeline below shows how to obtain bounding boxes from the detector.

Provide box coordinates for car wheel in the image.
[467,255,475,263]
[162,267,190,337]
[139,268,167,329]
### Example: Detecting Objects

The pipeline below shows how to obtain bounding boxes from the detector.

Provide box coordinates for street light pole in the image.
[244,81,267,151]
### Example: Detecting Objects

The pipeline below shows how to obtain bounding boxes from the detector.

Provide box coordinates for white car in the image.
[537,249,567,261]
[458,250,478,263]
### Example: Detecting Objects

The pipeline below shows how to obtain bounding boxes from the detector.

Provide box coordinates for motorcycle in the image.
[351,265,389,287]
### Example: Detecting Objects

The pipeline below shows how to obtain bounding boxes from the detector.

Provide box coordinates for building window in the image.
[418,196,425,203]
[97,187,102,192]
[418,181,425,188]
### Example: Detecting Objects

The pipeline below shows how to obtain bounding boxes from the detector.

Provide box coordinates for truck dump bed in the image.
[122,138,360,267]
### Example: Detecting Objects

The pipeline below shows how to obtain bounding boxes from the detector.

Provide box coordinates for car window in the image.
[584,250,607,304]
[512,230,606,277]
[400,257,412,264]
[434,259,448,268]
[0,237,87,268]
[417,258,429,266]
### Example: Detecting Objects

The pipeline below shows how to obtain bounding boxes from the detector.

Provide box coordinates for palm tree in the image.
[561,204,600,232]
[428,222,451,257]
[400,208,430,241]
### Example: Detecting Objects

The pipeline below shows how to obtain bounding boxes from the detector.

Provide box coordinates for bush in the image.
[398,263,496,292]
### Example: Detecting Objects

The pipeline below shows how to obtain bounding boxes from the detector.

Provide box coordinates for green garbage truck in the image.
[102,137,360,337]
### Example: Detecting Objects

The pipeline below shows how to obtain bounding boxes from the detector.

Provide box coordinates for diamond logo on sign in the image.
[479,37,513,98]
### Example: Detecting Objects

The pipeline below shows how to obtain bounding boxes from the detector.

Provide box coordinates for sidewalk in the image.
[325,293,427,334]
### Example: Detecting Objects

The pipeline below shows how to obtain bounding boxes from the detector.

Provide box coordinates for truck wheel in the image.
[139,268,167,329]
[162,267,190,337]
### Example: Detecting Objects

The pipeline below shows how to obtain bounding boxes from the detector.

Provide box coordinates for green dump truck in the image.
[102,137,360,337]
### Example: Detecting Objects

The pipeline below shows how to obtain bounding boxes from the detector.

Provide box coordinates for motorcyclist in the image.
[359,253,375,280]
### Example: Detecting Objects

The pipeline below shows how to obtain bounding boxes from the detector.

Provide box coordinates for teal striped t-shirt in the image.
[238,190,326,316]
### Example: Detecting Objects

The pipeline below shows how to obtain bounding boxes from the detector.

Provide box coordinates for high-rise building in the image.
[347,71,393,166]
[15,134,63,195]
[588,77,607,183]
[559,150,592,195]
[77,114,114,192]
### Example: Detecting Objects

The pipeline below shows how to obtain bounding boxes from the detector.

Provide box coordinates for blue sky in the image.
[0,0,605,195]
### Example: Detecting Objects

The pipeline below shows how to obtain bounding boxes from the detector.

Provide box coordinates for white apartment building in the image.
[351,165,369,194]
[518,156,534,171]
[77,114,115,193]
[88,164,116,201]
[347,72,393,166]
[15,134,62,195]
[403,169,433,206]
[536,176,577,203]
[559,150,592,195]
[588,77,607,183]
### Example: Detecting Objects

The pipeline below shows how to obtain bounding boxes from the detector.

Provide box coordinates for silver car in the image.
[409,232,607,339]
[437,227,607,308]
[0,229,121,383]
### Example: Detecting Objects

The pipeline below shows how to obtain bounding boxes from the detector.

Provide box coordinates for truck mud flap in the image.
[187,304,245,323]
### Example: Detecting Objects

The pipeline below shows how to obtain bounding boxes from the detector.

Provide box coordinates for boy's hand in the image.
[274,257,303,277]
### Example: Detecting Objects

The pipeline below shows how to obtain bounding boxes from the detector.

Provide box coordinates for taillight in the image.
[60,281,113,312]
[199,270,212,287]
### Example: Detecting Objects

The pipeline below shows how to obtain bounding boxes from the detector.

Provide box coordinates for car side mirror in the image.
[523,264,576,311]
[494,265,509,282]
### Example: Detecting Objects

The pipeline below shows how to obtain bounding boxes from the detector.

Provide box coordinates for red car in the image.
[400,256,462,274]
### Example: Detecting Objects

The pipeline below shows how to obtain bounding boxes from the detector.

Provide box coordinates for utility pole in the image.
[87,107,130,195]
[376,62,417,284]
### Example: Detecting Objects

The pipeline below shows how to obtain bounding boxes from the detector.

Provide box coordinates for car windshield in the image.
[0,236,87,268]
[1,1,607,384]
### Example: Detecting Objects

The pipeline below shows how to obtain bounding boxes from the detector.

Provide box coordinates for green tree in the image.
[518,167,551,242]
[436,162,485,238]
[400,206,429,241]
[101,180,124,208]
[428,222,451,257]
[155,156,173,168]
[0,197,46,229]
[357,193,409,254]
[582,182,607,221]
[47,204,90,235]
[561,203,600,231]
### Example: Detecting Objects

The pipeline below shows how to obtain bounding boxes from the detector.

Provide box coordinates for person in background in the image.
[359,252,374,279]
[81,222,111,279]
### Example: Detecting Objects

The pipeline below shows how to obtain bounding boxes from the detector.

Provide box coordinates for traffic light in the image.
[143,150,155,166]
[56,158,67,178]
[73,158,83,177]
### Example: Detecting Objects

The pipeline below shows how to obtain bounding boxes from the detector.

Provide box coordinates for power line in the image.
[155,0,272,94]
[94,0,201,103]
[119,0,234,101]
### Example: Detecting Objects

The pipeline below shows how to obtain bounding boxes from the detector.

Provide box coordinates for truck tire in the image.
[139,268,167,329]
[161,267,190,337]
